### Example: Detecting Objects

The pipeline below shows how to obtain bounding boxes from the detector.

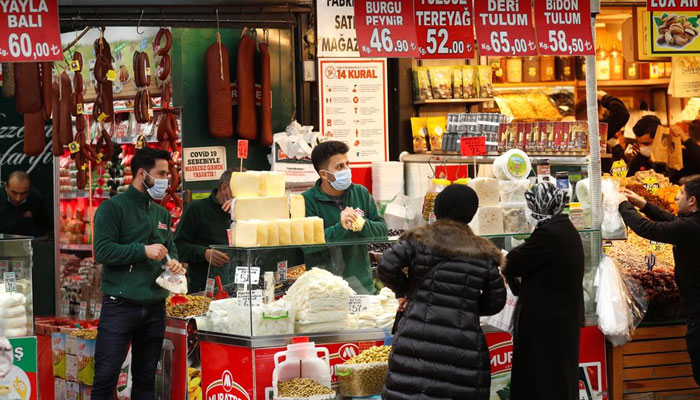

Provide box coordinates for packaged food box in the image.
[52,333,67,379]
[337,362,389,397]
[77,338,96,386]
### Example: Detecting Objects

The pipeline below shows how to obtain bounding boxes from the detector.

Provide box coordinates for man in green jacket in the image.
[175,169,234,293]
[303,141,388,294]
[92,147,185,400]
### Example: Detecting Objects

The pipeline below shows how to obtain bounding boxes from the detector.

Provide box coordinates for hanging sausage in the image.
[206,33,234,138]
[236,31,256,140]
[14,62,42,113]
[259,41,273,147]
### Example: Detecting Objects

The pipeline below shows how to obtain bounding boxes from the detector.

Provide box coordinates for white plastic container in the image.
[493,149,532,181]
[501,203,531,234]
[272,342,332,397]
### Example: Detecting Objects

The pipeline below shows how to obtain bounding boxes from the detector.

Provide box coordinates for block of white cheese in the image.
[290,219,306,245]
[303,218,315,244]
[309,217,326,244]
[289,194,306,219]
[230,171,261,199]
[234,221,259,247]
[259,171,286,197]
[351,214,366,232]
[255,221,269,247]
[232,197,289,221]
[277,219,292,246]
[267,222,280,246]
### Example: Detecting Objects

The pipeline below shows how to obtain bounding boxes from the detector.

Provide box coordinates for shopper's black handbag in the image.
[391,259,450,335]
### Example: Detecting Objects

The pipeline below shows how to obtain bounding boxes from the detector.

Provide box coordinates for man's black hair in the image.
[633,115,662,138]
[680,175,700,206]
[311,141,349,172]
[131,147,171,175]
[689,119,700,142]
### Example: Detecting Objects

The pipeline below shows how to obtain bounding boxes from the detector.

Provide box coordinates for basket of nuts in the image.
[273,378,335,400]
[336,346,391,397]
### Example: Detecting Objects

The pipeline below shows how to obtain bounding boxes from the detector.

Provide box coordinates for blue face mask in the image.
[145,172,169,200]
[326,168,352,191]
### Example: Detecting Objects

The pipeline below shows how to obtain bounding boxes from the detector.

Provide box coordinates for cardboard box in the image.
[52,333,67,379]
[66,354,78,382]
[66,381,79,400]
[54,378,67,400]
[77,339,96,386]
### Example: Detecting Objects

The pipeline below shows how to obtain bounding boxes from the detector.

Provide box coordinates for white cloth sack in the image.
[481,285,518,334]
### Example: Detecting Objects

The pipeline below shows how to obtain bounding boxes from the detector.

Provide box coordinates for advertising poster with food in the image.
[0,337,38,400]
[650,12,700,54]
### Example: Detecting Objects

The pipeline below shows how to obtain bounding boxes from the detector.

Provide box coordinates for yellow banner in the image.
[650,12,700,55]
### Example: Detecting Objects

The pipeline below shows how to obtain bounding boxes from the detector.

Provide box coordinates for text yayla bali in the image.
[1,0,50,28]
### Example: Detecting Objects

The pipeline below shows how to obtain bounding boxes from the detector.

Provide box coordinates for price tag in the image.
[95,303,102,319]
[602,240,612,255]
[354,0,420,57]
[96,112,108,123]
[643,177,660,195]
[534,0,595,56]
[236,289,263,307]
[348,295,370,314]
[135,135,146,149]
[277,261,288,282]
[460,136,487,157]
[68,141,81,153]
[205,278,216,297]
[3,272,15,293]
[106,69,116,81]
[647,0,698,11]
[414,1,475,58]
[611,159,628,178]
[145,67,151,77]
[61,299,70,317]
[76,103,84,115]
[650,240,667,254]
[237,140,249,159]
[234,266,261,285]
[90,302,97,317]
[474,0,538,56]
[0,0,62,62]
[70,60,81,71]
[78,301,87,320]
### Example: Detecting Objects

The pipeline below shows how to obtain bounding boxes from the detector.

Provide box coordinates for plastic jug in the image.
[272,341,331,391]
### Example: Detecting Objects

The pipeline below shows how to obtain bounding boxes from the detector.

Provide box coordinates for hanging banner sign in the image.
[0,0,62,62]
[354,0,420,58]
[414,0,475,59]
[650,12,700,55]
[647,0,699,11]
[533,0,595,56]
[317,0,360,57]
[474,0,539,56]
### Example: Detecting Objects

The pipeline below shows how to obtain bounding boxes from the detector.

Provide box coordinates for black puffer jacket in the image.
[379,219,506,400]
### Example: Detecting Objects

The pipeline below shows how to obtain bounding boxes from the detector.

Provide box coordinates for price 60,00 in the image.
[489,31,527,55]
[547,30,585,54]
[369,27,411,53]
[425,28,465,55]
[7,33,53,59]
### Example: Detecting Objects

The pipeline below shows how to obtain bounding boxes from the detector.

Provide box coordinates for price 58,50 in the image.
[547,30,585,54]
[489,31,527,55]
[6,33,56,59]
[425,28,466,55]
[369,28,411,53]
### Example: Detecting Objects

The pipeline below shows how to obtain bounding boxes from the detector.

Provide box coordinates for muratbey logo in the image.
[489,339,513,374]
[337,344,359,361]
[205,370,250,400]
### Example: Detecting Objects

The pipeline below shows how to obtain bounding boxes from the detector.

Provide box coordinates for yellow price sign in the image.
[611,159,628,178]
[107,70,117,82]
[70,61,81,72]
[643,177,660,195]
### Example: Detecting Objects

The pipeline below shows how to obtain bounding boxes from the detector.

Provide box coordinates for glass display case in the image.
[0,234,34,337]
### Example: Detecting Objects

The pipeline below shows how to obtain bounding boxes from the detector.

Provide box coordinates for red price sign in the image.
[237,140,249,159]
[354,0,420,57]
[460,136,487,157]
[0,0,62,62]
[414,0,475,59]
[474,0,538,56]
[534,0,595,56]
[647,0,698,11]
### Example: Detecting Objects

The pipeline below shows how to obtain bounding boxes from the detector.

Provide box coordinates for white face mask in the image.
[525,208,552,228]
[145,172,169,200]
[639,145,652,158]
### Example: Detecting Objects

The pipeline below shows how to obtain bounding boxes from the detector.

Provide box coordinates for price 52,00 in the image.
[6,33,54,59]
[548,30,584,54]
[369,27,411,53]
[489,31,527,55]
[425,28,465,55]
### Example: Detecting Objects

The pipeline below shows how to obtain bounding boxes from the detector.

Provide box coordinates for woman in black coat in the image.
[379,184,506,400]
[504,182,585,400]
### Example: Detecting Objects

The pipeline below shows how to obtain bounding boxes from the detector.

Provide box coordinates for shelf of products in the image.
[59,192,112,200]
[400,152,599,166]
[494,81,576,89]
[413,98,494,105]
[578,78,670,88]
[60,244,93,252]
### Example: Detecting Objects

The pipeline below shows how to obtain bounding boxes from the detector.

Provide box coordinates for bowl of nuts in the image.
[655,14,699,49]
[336,345,392,397]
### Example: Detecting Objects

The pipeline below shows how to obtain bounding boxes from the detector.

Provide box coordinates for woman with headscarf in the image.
[503,182,585,400]
[379,184,506,400]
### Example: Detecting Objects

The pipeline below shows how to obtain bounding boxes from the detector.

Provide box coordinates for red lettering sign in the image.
[461,136,487,156]
[237,140,249,160]
[647,0,699,11]
[474,0,538,56]
[534,0,595,56]
[354,0,420,57]
[0,0,62,62]
[414,0,475,59]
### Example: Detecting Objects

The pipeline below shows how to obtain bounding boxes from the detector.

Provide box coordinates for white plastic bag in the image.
[601,179,628,240]
[596,256,648,346]
[481,284,518,334]
[156,269,188,295]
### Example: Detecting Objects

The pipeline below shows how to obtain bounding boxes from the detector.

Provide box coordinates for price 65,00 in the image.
[489,31,528,55]
[369,27,411,54]
[547,30,585,55]
[5,33,55,59]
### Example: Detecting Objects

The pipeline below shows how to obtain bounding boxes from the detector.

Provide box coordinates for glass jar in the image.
[506,57,523,83]
[610,45,624,80]
[665,62,673,77]
[650,62,660,79]
[624,61,639,80]
[555,56,574,81]
[523,56,540,83]
[639,62,651,79]
[540,56,555,81]
[595,46,610,81]
[576,56,586,80]
[490,57,506,84]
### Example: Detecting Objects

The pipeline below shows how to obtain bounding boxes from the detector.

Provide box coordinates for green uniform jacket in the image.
[302,181,388,294]
[174,189,231,293]
[94,185,178,304]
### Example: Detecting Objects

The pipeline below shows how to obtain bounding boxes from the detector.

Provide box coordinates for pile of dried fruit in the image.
[626,183,675,214]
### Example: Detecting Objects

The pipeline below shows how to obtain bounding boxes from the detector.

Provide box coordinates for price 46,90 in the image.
[425,28,465,56]
[547,30,585,55]
[6,33,54,59]
[369,27,411,54]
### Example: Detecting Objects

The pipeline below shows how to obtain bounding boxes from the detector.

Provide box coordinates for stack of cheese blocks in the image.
[230,171,325,247]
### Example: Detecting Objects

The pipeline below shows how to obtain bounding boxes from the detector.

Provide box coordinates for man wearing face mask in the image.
[175,168,236,293]
[625,115,661,176]
[302,141,388,294]
[92,147,185,400]
[0,171,50,237]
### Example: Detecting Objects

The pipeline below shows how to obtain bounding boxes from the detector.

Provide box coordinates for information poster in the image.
[650,12,700,55]
[533,0,595,56]
[474,0,538,56]
[354,0,419,57]
[0,0,62,62]
[414,0,475,58]
[2,337,38,400]
[317,0,359,57]
[670,56,700,97]
[182,146,227,182]
[318,58,389,165]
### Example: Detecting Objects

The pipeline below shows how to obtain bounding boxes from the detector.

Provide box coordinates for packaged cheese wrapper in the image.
[351,213,366,232]
[277,219,292,246]
[477,65,493,98]
[267,222,280,246]
[462,66,478,99]
[303,218,315,244]
[255,221,269,246]
[411,117,429,153]
[309,217,326,244]
[290,219,305,245]
[427,116,447,152]
[415,67,433,100]
[259,172,286,197]
[289,194,306,219]
[453,66,463,99]
[230,171,261,198]
[429,66,453,99]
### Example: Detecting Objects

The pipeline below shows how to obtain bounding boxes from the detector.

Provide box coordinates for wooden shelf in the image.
[494,81,576,89]
[579,78,670,88]
[414,98,494,105]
